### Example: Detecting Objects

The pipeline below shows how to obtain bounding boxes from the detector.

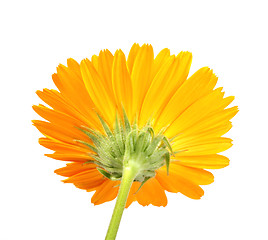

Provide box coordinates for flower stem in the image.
[105,164,139,240]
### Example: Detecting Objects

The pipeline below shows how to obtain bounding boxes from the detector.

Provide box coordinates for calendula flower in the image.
[33,43,238,240]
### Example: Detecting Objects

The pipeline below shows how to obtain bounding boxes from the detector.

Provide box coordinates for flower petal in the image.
[155,168,204,199]
[33,104,84,130]
[136,178,167,207]
[160,164,214,185]
[52,62,98,123]
[127,43,140,74]
[54,162,96,177]
[80,58,116,125]
[174,137,233,156]
[38,138,89,153]
[155,67,217,133]
[140,51,192,126]
[164,88,225,138]
[125,182,140,208]
[112,50,133,118]
[45,152,91,162]
[152,48,171,77]
[91,180,120,205]
[174,106,238,139]
[173,154,230,169]
[32,120,89,144]
[131,44,154,118]
[63,169,105,191]
[36,89,100,129]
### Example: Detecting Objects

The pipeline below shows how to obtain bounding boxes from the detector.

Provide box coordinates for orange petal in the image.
[55,162,97,177]
[155,168,204,199]
[33,104,84,130]
[52,63,98,124]
[91,180,120,205]
[36,89,99,129]
[45,152,92,162]
[38,138,89,153]
[160,164,214,185]
[136,178,167,207]
[125,182,140,208]
[63,169,104,191]
[32,120,89,144]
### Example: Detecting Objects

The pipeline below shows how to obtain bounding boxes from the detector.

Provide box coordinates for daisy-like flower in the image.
[33,43,238,240]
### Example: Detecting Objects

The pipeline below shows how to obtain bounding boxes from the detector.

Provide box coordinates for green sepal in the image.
[122,107,131,133]
[114,114,125,155]
[135,131,149,153]
[96,113,114,139]
[97,168,121,181]
[173,149,187,154]
[75,140,98,153]
[162,136,174,156]
[145,126,154,138]
[145,135,164,156]
[164,152,170,175]
[76,109,176,192]
[134,177,151,194]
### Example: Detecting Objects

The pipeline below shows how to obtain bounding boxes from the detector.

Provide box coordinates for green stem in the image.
[105,164,139,240]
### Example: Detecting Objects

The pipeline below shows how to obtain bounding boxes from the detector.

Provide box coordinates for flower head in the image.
[33,43,238,208]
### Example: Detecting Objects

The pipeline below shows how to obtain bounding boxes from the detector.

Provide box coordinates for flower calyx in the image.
[77,110,174,188]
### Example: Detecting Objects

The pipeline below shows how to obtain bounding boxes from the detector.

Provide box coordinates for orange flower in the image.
[33,43,238,208]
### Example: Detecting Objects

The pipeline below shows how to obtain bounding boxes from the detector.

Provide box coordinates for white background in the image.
[1,0,267,239]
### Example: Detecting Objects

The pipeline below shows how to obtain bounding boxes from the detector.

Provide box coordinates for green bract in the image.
[77,110,173,189]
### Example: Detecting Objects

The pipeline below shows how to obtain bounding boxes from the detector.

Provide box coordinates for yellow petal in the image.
[127,43,140,74]
[140,51,192,126]
[139,55,175,126]
[155,67,217,133]
[152,48,171,77]
[98,50,116,103]
[172,123,233,151]
[173,154,230,169]
[174,137,233,156]
[131,44,154,118]
[165,88,224,138]
[177,106,238,138]
[80,58,116,125]
[91,54,99,70]
[112,49,133,118]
